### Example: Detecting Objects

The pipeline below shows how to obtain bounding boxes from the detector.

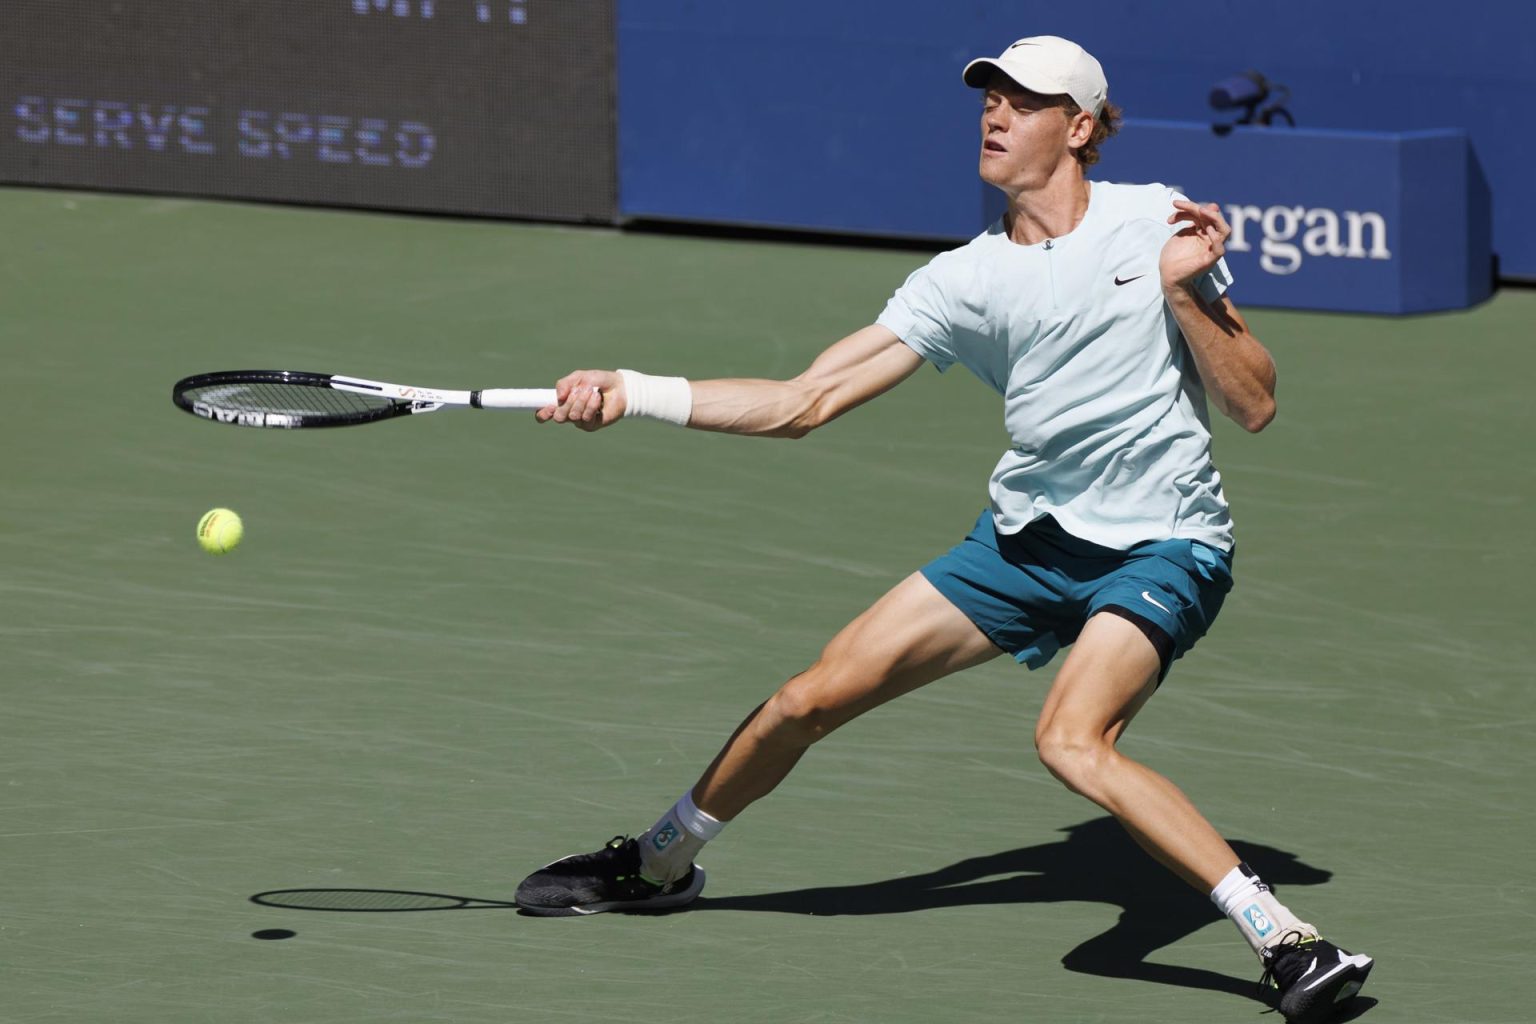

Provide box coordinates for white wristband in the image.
[617,368,692,426]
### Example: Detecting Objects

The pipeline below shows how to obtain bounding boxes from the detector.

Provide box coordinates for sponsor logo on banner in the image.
[1223,204,1392,276]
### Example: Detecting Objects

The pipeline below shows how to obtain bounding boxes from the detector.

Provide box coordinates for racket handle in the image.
[472,388,558,410]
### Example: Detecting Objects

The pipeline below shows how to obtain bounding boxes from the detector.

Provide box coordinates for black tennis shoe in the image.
[514,835,705,917]
[1260,931,1374,1024]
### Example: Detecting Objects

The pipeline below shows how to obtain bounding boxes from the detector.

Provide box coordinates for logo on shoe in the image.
[1243,904,1274,938]
[652,822,679,850]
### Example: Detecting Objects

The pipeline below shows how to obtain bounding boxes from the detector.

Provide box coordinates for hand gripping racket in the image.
[172,370,557,429]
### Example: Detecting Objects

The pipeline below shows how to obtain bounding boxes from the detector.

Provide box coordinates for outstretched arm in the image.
[1161,200,1277,433]
[535,324,925,438]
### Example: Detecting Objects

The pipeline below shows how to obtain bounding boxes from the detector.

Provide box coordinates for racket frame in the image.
[172,370,556,429]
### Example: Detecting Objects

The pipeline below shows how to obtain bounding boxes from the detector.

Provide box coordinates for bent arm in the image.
[538,324,925,437]
[1159,200,1276,433]
[1164,287,1277,433]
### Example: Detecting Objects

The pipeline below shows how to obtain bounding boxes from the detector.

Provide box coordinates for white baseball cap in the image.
[962,36,1108,118]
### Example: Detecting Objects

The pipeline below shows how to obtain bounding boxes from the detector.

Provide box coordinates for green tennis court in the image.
[4,185,1531,1023]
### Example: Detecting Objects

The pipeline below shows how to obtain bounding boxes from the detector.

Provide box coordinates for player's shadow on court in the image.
[698,816,1374,1015]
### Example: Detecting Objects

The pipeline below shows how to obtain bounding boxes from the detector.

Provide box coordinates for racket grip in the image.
[472,388,559,410]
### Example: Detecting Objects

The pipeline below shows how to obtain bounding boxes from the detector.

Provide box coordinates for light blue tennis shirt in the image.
[877,181,1236,552]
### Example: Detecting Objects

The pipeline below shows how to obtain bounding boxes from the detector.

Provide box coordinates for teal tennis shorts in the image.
[921,511,1234,678]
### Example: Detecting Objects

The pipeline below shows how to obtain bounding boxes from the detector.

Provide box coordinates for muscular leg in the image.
[1033,611,1240,892]
[516,572,1002,914]
[690,572,1002,821]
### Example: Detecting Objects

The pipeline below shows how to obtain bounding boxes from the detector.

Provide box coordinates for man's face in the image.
[978,73,1078,191]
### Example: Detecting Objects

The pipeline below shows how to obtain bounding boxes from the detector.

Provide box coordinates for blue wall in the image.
[1110,122,1490,313]
[618,1,1534,283]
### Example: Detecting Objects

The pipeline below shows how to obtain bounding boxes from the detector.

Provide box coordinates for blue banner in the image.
[616,0,1527,299]
[1099,122,1491,314]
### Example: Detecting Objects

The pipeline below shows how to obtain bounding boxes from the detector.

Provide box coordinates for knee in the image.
[760,662,858,747]
[1034,726,1112,796]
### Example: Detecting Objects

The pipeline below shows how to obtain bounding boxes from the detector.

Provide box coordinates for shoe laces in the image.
[597,836,664,890]
[559,836,639,871]
[600,836,640,867]
[1257,929,1320,995]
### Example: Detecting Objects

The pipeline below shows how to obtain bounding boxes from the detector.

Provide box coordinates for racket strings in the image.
[187,381,394,418]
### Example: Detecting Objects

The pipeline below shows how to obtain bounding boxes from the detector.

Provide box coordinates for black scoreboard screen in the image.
[0,1,615,221]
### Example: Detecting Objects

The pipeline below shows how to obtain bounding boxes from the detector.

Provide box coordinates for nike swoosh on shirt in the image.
[1141,591,1170,613]
[1114,274,1145,286]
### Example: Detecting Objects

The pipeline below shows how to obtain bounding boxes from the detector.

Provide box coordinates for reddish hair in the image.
[1062,98,1123,167]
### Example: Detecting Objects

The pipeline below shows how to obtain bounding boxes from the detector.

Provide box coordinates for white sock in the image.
[636,790,724,884]
[1211,862,1318,958]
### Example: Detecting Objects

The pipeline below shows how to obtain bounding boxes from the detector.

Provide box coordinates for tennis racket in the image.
[172,370,558,429]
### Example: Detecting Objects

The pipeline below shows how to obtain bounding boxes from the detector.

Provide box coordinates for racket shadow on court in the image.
[697,816,1377,1018]
[251,888,519,913]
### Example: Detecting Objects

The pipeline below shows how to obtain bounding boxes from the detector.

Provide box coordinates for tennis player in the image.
[518,35,1372,1024]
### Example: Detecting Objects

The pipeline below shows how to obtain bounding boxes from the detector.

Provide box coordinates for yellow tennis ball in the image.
[196,508,244,554]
